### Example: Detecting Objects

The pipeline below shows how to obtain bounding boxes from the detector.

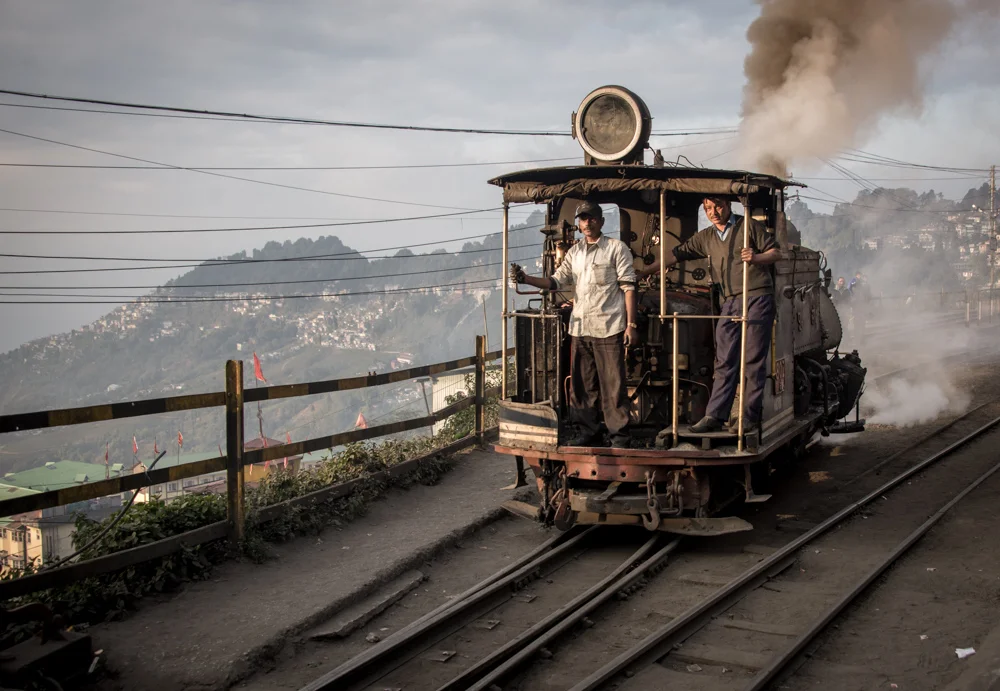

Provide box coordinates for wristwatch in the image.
[627,322,638,329]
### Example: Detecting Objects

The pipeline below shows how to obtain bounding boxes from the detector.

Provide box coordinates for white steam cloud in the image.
[866,376,970,427]
[739,0,995,177]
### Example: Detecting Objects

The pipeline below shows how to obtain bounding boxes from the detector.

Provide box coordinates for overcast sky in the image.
[0,0,997,353]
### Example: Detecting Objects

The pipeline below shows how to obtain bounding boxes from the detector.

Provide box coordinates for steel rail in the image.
[745,454,1000,691]
[299,525,599,691]
[434,534,667,691]
[570,412,1000,690]
[456,538,683,691]
[843,399,993,489]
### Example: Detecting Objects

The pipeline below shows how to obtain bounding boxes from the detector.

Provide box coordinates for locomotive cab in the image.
[492,86,867,536]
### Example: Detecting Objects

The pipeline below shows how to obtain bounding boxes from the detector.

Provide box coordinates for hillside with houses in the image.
[790,182,996,295]
[0,213,546,478]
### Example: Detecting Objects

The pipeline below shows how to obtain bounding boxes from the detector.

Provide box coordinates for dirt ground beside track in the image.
[87,347,1000,691]
[783,463,1000,691]
[88,448,540,691]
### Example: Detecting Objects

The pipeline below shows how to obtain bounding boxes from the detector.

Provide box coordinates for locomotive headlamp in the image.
[573,86,652,165]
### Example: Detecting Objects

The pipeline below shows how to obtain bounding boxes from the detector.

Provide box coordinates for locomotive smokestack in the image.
[737,0,993,178]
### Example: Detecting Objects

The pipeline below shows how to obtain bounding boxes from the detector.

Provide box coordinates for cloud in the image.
[0,0,996,352]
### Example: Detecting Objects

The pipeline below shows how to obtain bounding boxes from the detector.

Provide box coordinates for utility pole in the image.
[991,165,996,320]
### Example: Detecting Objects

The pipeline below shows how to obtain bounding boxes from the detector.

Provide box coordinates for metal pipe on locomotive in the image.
[494,86,867,536]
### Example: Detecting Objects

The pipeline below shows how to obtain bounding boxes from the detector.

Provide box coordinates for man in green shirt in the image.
[641,196,781,433]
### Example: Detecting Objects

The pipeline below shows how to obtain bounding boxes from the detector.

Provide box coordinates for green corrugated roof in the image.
[6,452,226,494]
[5,461,112,492]
[0,483,39,500]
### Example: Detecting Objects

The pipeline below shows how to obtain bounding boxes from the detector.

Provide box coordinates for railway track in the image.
[568,410,1000,691]
[290,360,1000,691]
[300,527,684,691]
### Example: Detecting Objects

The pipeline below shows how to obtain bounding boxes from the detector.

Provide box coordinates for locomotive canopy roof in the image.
[488,165,802,205]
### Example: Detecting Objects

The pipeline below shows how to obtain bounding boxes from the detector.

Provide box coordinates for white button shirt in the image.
[551,234,637,338]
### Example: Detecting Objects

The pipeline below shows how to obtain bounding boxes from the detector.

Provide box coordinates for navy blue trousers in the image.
[706,294,776,424]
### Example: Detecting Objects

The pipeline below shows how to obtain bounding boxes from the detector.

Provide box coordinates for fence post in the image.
[225,360,245,543]
[475,335,486,447]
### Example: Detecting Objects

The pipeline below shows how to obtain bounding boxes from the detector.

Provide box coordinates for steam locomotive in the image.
[493,86,867,536]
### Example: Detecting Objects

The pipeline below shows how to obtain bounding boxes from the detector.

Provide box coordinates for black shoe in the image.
[689,416,725,434]
[609,436,631,449]
[729,419,759,434]
[565,433,602,447]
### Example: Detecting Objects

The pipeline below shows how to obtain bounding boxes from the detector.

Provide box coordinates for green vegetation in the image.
[0,374,504,647]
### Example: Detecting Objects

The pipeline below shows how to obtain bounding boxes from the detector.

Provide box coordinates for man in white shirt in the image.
[512,201,638,447]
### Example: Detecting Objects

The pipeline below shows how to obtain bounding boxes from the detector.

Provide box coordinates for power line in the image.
[0,207,536,224]
[0,277,508,305]
[796,175,986,182]
[0,157,578,171]
[0,206,511,235]
[0,230,515,262]
[795,193,976,214]
[0,90,568,136]
[0,241,544,275]
[0,127,478,211]
[0,254,540,291]
[836,149,990,174]
[0,89,738,137]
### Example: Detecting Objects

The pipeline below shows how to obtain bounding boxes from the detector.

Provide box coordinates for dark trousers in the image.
[570,333,631,442]
[707,294,776,424]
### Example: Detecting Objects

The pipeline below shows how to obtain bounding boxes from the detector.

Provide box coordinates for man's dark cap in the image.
[574,201,603,219]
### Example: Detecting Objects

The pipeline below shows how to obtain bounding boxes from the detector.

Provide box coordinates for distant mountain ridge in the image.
[0,212,544,473]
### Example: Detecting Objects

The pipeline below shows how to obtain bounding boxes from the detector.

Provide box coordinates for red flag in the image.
[154,440,159,455]
[105,442,109,465]
[178,431,183,448]
[283,432,291,469]
[253,352,267,383]
[355,412,368,429]
[132,436,139,455]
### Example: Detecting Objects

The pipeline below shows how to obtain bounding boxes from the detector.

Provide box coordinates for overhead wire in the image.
[0,239,545,276]
[0,156,578,171]
[0,227,538,262]
[0,207,533,221]
[836,148,990,174]
[0,255,540,294]
[0,89,738,137]
[0,278,510,304]
[0,127,479,211]
[0,206,516,235]
[795,194,978,214]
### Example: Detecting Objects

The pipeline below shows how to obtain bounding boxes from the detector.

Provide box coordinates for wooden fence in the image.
[0,336,507,600]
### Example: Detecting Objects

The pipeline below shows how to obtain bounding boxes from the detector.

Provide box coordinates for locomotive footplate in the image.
[668,428,760,452]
